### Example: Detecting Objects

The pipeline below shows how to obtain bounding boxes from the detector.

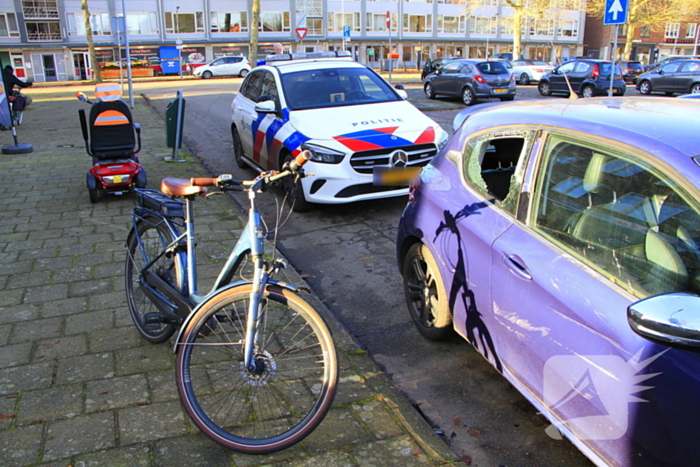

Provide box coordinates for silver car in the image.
[510,59,554,85]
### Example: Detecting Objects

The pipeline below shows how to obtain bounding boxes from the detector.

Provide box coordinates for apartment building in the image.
[0,0,585,82]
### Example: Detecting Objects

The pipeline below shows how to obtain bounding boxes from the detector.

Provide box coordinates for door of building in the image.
[42,55,57,81]
[72,52,91,80]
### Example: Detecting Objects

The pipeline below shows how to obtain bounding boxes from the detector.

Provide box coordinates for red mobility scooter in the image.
[78,83,147,203]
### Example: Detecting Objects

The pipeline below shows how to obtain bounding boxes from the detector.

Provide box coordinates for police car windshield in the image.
[281,67,400,110]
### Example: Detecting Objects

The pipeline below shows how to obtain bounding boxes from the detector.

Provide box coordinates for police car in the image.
[231,51,449,211]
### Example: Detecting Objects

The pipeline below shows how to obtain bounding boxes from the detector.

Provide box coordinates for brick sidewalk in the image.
[0,86,456,466]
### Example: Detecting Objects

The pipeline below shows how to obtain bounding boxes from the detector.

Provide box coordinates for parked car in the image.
[538,59,626,97]
[231,51,448,211]
[494,53,524,62]
[510,59,554,85]
[396,96,700,467]
[421,56,460,81]
[644,55,700,72]
[636,59,700,96]
[194,56,251,79]
[423,59,516,106]
[617,60,644,83]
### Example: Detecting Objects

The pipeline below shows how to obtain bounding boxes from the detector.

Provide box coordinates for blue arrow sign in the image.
[604,0,628,25]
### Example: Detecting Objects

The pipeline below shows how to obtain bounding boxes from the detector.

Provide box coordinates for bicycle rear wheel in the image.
[176,283,337,454]
[125,218,185,343]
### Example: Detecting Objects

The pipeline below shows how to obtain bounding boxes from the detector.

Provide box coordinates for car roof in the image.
[460,97,700,165]
[261,58,365,75]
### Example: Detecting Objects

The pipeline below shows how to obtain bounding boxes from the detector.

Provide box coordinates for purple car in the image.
[397,97,700,466]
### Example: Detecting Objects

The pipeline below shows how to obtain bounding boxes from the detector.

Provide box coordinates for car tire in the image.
[281,153,313,212]
[519,73,530,85]
[202,71,213,79]
[232,126,248,169]
[462,87,476,106]
[239,69,249,78]
[638,80,652,95]
[402,243,453,341]
[538,81,552,96]
[581,85,596,98]
[424,83,436,99]
[691,83,700,94]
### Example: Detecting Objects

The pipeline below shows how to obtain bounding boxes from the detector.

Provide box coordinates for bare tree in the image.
[249,0,260,64]
[81,0,102,83]
[587,0,700,60]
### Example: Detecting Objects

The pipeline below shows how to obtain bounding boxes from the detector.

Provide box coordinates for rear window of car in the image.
[627,62,643,70]
[477,61,510,74]
[281,67,400,110]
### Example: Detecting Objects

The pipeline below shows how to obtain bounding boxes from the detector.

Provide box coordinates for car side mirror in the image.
[553,67,559,74]
[628,292,700,349]
[255,100,277,114]
[656,69,663,75]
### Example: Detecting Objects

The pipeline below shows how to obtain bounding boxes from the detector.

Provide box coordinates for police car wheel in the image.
[232,127,248,169]
[282,154,313,212]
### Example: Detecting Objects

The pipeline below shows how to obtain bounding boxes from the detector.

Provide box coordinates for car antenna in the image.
[551,40,578,100]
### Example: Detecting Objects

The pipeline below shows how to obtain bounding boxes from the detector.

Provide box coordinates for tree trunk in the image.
[623,24,636,60]
[81,0,101,83]
[512,9,523,60]
[249,0,260,64]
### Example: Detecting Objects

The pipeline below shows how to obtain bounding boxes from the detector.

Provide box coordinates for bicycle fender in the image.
[172,279,305,353]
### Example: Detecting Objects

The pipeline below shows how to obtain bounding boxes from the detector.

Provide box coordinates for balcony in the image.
[26,21,62,41]
[22,1,59,19]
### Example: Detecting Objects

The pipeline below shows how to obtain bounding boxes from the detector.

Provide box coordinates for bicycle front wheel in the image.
[176,283,337,454]
[125,218,185,343]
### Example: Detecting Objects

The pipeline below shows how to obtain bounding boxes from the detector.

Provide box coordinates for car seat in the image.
[79,82,141,160]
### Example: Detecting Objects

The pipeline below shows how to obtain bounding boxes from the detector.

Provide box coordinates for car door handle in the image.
[501,252,532,281]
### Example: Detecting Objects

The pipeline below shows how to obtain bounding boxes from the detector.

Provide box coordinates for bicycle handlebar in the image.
[189,150,312,189]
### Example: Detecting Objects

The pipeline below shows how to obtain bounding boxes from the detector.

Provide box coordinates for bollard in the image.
[165,90,186,162]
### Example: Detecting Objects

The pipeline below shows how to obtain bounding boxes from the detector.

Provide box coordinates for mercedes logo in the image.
[389,150,408,168]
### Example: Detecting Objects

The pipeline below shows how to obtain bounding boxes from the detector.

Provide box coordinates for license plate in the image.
[493,88,507,94]
[113,175,122,183]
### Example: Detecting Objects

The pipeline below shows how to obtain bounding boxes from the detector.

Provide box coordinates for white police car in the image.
[231,51,449,211]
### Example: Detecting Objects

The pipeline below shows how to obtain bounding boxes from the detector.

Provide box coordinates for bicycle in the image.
[124,151,338,453]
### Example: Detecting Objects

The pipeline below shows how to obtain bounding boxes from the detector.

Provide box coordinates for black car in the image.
[421,56,460,81]
[423,59,516,106]
[538,59,626,98]
[637,59,700,96]
[617,60,644,83]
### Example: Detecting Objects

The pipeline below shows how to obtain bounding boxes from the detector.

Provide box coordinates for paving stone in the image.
[18,247,59,262]
[352,436,434,466]
[271,450,355,467]
[147,369,179,403]
[52,266,93,283]
[0,422,43,466]
[58,243,95,257]
[353,399,406,441]
[302,406,373,452]
[230,442,308,467]
[16,384,84,426]
[9,315,62,344]
[32,256,75,272]
[333,370,378,406]
[43,412,115,462]
[23,283,69,304]
[89,325,143,353]
[1,288,24,306]
[0,323,10,346]
[118,401,187,445]
[0,260,33,276]
[152,434,232,466]
[86,374,148,413]
[0,305,41,326]
[55,353,115,385]
[33,334,87,362]
[68,279,113,298]
[74,444,151,467]
[0,342,32,369]
[40,296,88,318]
[65,309,114,334]
[115,345,175,376]
[6,270,52,289]
[88,290,127,312]
[0,394,17,429]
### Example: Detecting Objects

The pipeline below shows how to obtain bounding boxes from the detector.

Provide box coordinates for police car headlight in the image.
[436,128,449,151]
[302,143,344,164]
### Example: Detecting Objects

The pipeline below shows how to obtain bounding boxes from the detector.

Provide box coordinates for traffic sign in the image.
[604,0,628,25]
[295,28,308,40]
[386,11,391,29]
[343,25,351,40]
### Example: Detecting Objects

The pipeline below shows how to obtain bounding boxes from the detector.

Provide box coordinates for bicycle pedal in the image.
[143,312,165,329]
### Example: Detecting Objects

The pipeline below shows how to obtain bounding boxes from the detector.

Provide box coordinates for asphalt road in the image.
[136,79,633,466]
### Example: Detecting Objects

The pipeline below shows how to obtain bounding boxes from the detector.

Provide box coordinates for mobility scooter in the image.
[78,83,147,203]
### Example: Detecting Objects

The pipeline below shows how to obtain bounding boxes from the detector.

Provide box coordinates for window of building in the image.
[558,20,578,38]
[437,0,467,4]
[403,14,432,33]
[328,12,361,32]
[405,0,431,3]
[211,11,248,33]
[665,23,680,39]
[26,21,61,41]
[66,12,111,36]
[499,17,513,35]
[127,12,158,35]
[22,0,58,19]
[366,13,398,32]
[470,16,497,35]
[531,19,554,37]
[165,11,205,34]
[258,12,290,32]
[0,13,20,37]
[438,15,465,34]
[640,25,650,37]
[686,23,698,39]
[306,17,323,36]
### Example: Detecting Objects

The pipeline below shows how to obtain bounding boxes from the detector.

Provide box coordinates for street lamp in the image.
[176,6,182,79]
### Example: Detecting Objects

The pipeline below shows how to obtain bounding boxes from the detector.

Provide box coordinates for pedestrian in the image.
[2,65,32,94]
[257,43,285,66]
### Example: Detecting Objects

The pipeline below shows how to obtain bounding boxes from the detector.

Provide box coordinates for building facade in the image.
[0,0,586,82]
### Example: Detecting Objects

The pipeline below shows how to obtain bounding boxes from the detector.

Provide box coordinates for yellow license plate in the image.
[493,88,507,94]
[113,175,122,183]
